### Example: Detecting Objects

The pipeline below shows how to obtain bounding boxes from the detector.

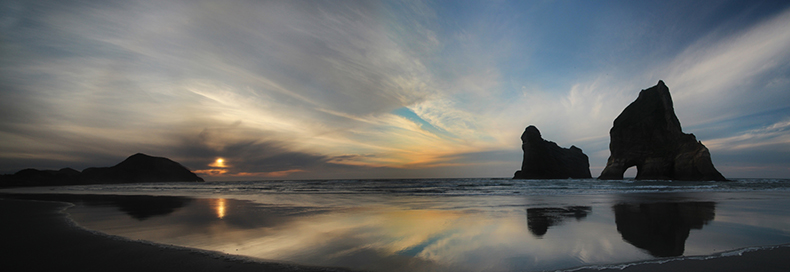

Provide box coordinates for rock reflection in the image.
[613,202,715,257]
[526,206,592,237]
[106,195,193,220]
[0,193,193,221]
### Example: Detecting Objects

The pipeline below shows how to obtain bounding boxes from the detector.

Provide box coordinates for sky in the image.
[2,0,790,180]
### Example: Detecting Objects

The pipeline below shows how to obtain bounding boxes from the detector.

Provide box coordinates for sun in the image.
[209,157,228,168]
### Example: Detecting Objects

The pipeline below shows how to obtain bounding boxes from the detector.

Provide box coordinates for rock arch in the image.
[598,81,726,181]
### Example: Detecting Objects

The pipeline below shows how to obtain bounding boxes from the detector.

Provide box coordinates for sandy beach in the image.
[2,191,790,272]
[569,246,790,272]
[3,0,790,271]
[572,245,790,272]
[0,198,351,272]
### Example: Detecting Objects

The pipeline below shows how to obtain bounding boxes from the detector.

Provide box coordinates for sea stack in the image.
[599,81,726,181]
[514,125,592,179]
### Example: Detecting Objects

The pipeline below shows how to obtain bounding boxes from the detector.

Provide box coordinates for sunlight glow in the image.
[209,157,228,168]
[194,169,228,176]
[4,0,789,179]
[214,198,226,219]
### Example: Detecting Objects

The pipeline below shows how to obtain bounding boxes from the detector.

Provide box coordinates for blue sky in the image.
[1,0,789,180]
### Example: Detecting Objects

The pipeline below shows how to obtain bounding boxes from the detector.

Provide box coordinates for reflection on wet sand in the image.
[526,206,592,237]
[613,202,716,257]
[211,198,226,219]
[109,196,193,220]
[10,192,790,272]
[1,193,192,220]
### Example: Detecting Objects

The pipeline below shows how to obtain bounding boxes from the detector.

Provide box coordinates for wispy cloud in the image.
[662,8,790,127]
[1,0,789,179]
[704,119,790,151]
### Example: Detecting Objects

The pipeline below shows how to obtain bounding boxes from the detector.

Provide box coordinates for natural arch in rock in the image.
[598,81,726,181]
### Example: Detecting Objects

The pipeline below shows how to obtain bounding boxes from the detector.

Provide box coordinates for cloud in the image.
[167,123,329,175]
[0,0,445,175]
[700,118,790,178]
[499,6,790,176]
[2,1,790,179]
[434,150,521,166]
[660,7,790,127]
[704,119,790,151]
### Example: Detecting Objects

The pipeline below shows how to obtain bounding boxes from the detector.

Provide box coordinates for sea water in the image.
[4,178,790,272]
[29,178,790,196]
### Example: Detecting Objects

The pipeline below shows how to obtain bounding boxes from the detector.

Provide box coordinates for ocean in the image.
[21,177,790,196]
[4,178,790,272]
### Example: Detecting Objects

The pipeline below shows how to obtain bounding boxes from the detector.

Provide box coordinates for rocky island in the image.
[0,153,204,187]
[599,81,726,181]
[514,125,592,179]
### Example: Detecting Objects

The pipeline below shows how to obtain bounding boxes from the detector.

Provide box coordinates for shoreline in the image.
[564,244,790,272]
[0,198,352,272]
[3,194,790,272]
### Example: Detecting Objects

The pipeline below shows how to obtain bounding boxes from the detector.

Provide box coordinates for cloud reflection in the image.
[62,195,639,272]
[51,192,790,272]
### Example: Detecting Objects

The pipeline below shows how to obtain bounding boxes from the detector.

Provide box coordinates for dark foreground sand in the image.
[571,248,790,272]
[2,198,789,272]
[0,198,352,272]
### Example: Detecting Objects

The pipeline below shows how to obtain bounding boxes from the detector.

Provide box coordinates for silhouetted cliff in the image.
[599,81,726,181]
[1,153,203,187]
[514,125,592,179]
[81,153,203,184]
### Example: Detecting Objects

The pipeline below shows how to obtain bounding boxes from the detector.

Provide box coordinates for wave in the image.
[35,178,790,197]
[557,243,790,272]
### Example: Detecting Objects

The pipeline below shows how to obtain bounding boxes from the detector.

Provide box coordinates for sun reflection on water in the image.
[56,192,790,272]
[213,198,226,219]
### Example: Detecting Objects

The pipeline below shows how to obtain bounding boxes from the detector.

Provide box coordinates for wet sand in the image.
[0,198,351,272]
[571,245,790,272]
[2,197,790,272]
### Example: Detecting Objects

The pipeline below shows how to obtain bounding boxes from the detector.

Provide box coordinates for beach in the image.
[4,1,790,271]
[573,245,790,272]
[2,196,789,272]
[0,198,350,272]
[3,179,790,272]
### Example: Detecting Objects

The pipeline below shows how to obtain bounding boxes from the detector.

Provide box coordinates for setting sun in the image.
[209,158,227,168]
[4,1,790,272]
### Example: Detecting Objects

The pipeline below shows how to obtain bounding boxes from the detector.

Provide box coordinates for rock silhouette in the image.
[599,81,726,181]
[514,125,592,179]
[613,201,715,257]
[6,168,81,185]
[527,206,592,237]
[82,153,204,184]
[1,153,203,187]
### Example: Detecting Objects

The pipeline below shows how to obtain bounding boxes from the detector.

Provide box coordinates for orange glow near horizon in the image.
[194,169,228,176]
[194,169,306,178]
[209,157,228,168]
